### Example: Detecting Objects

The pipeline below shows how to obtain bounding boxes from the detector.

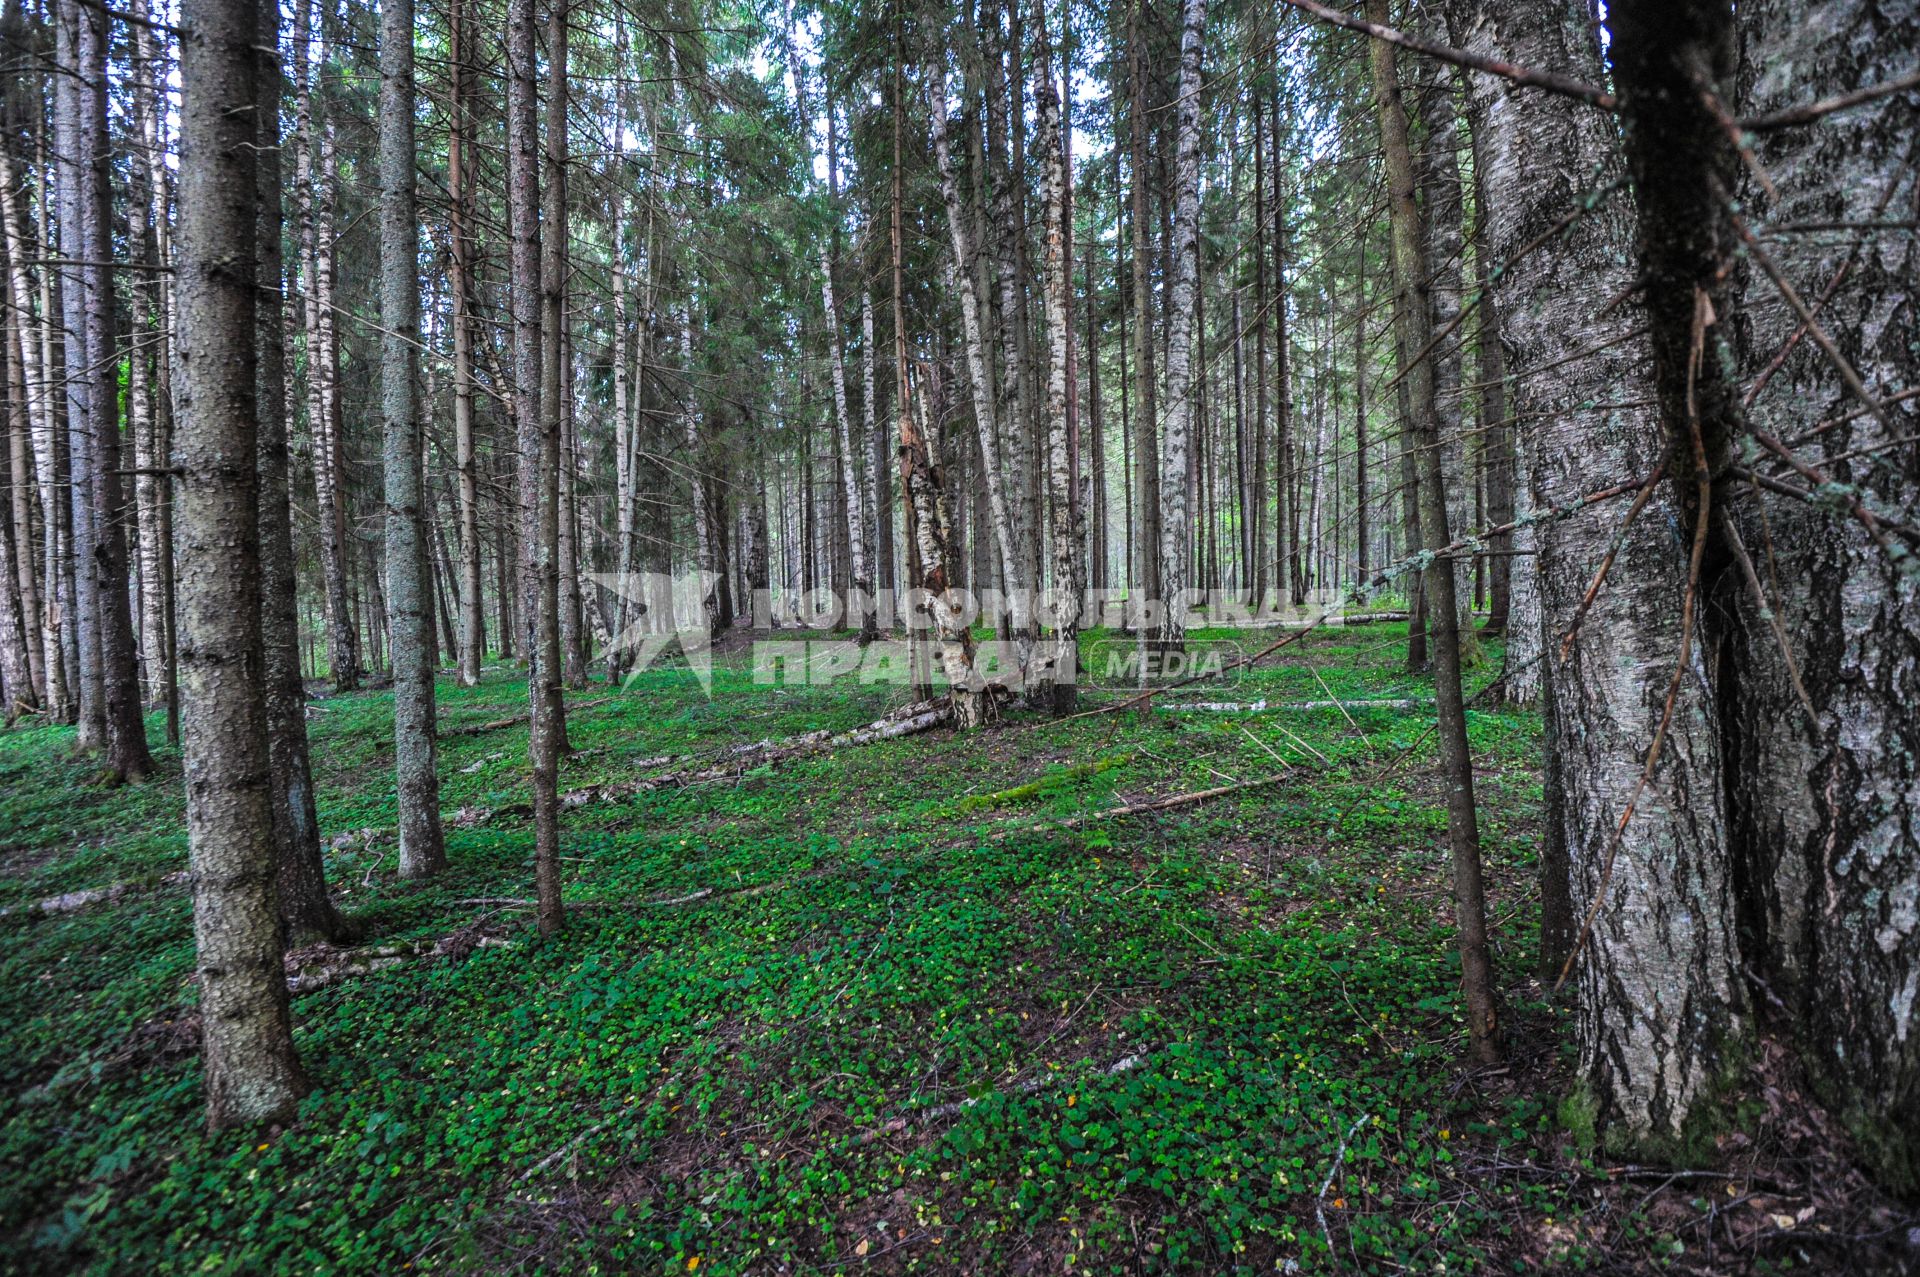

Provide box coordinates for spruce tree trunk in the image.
[0,319,33,718]
[176,0,308,1127]
[380,0,447,879]
[1466,135,1514,636]
[75,0,149,781]
[448,0,484,686]
[1,271,37,715]
[540,0,576,721]
[258,0,346,941]
[1367,0,1498,1063]
[506,0,561,935]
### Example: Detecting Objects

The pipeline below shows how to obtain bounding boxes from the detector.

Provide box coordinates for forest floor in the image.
[2,622,1913,1274]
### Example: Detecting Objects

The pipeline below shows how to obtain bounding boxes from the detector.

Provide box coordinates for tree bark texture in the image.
[380,0,447,878]
[176,0,308,1127]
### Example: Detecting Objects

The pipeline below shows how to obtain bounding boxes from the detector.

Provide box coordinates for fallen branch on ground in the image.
[443,696,612,738]
[846,1050,1153,1148]
[1317,1113,1373,1255]
[1052,771,1296,828]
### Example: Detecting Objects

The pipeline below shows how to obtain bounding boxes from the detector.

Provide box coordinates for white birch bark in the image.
[1156,0,1208,648]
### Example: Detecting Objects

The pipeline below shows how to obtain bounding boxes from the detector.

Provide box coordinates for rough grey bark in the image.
[175,0,308,1128]
[257,0,345,942]
[1368,0,1499,1064]
[1462,0,1742,1134]
[379,0,447,878]
[1730,0,1920,1187]
[1156,0,1206,650]
[509,0,563,933]
[448,0,483,687]
[1416,56,1471,572]
[75,0,149,780]
[1466,128,1514,636]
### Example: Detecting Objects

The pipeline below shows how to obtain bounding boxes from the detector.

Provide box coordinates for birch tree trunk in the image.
[1127,0,1160,630]
[1460,0,1741,1134]
[176,0,308,1127]
[778,21,878,647]
[0,145,65,720]
[1730,0,1920,1185]
[380,0,447,878]
[0,318,33,717]
[293,16,360,691]
[126,6,167,710]
[1034,1,1079,714]
[928,58,1022,624]
[862,289,892,602]
[54,0,105,752]
[1155,0,1207,650]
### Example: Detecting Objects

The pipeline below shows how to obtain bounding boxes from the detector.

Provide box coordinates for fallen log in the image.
[284,928,513,995]
[1056,772,1293,827]
[0,871,189,921]
[1159,697,1426,714]
[558,696,955,808]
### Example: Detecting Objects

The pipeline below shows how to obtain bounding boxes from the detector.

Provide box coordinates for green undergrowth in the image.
[0,623,1575,1274]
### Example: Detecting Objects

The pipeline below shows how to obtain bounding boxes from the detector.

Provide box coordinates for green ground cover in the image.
[2,624,1595,1274]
